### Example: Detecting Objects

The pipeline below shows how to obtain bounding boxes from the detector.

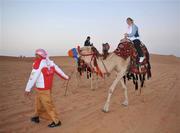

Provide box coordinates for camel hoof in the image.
[102,108,109,113]
[122,101,128,106]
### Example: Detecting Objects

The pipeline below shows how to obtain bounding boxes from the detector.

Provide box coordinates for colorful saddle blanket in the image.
[114,41,151,78]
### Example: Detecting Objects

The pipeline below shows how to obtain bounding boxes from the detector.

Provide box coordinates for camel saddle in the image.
[114,40,151,78]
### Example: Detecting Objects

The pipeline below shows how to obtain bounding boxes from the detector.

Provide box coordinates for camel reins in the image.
[100,59,110,76]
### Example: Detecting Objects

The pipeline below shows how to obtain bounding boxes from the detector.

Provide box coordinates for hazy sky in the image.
[0,0,180,57]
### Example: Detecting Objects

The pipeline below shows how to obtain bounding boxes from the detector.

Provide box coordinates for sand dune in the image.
[0,54,180,133]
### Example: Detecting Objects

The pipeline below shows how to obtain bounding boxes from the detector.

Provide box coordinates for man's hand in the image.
[24,91,31,98]
[68,75,71,80]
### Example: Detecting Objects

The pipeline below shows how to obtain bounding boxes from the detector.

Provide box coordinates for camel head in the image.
[77,46,95,66]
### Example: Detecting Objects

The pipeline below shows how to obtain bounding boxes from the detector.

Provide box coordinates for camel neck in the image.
[96,53,114,74]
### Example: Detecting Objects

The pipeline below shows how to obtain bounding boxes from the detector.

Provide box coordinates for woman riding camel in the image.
[124,17,145,62]
[24,49,69,128]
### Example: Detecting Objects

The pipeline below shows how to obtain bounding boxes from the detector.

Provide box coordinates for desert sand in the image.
[0,54,180,133]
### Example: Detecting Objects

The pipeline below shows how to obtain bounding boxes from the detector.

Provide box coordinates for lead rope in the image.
[91,55,104,77]
[100,59,110,77]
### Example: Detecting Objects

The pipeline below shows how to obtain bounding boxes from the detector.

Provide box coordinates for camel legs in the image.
[103,72,123,112]
[95,74,98,89]
[120,79,128,106]
[90,73,93,90]
[90,73,98,91]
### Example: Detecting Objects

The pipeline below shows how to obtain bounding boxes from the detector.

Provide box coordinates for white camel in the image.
[78,46,131,112]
